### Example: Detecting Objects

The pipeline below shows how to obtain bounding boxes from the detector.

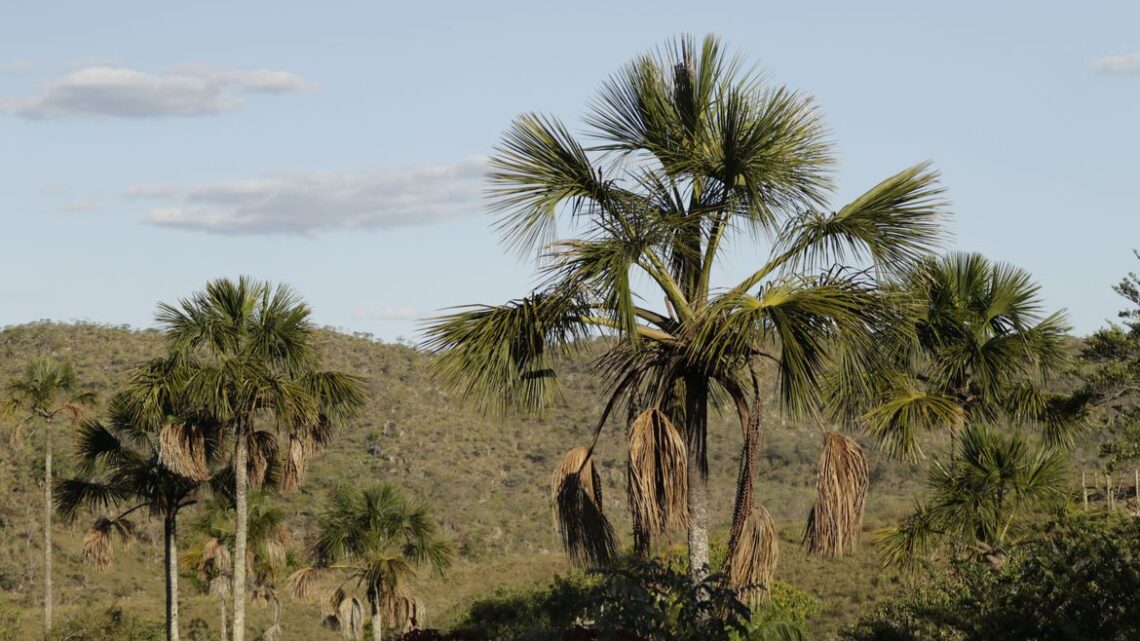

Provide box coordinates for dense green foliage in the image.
[844,513,1140,641]
[453,559,812,641]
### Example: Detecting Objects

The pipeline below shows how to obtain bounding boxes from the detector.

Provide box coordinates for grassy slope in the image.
[0,322,933,639]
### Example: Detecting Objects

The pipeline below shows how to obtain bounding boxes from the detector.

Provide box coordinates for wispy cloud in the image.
[1,65,316,119]
[60,201,98,213]
[1093,54,1140,75]
[1,59,40,74]
[352,307,421,321]
[130,156,487,235]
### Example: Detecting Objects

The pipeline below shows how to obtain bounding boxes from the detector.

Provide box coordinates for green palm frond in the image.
[778,163,947,276]
[859,379,964,460]
[423,290,591,414]
[489,113,621,256]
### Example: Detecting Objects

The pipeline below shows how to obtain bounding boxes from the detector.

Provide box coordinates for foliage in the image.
[425,32,949,585]
[844,513,1140,641]
[877,424,1068,570]
[47,607,165,641]
[291,483,453,635]
[1080,251,1140,469]
[837,252,1079,459]
[452,559,811,641]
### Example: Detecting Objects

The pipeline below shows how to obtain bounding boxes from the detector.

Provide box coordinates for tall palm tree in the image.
[290,484,453,641]
[187,492,293,641]
[56,389,222,641]
[156,276,366,641]
[3,358,94,639]
[878,423,1069,570]
[424,34,948,586]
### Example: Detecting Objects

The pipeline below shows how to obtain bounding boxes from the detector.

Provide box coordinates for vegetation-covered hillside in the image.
[0,321,929,639]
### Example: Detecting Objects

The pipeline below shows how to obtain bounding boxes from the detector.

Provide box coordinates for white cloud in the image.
[131,156,487,235]
[1093,54,1140,75]
[351,307,421,321]
[2,65,315,119]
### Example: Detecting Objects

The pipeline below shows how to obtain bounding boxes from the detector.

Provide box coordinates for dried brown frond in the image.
[339,596,364,640]
[159,423,211,480]
[248,431,272,486]
[82,516,135,570]
[550,447,615,568]
[209,575,231,598]
[804,431,869,558]
[324,586,346,615]
[280,434,313,492]
[288,566,321,601]
[264,539,287,569]
[627,408,689,546]
[200,536,233,578]
[724,381,779,603]
[8,423,26,448]
[383,593,426,633]
[726,504,778,606]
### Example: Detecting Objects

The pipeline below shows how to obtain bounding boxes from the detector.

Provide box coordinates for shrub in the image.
[843,513,1140,641]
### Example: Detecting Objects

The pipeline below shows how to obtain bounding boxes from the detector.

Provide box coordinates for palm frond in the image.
[423,290,590,415]
[550,447,616,568]
[804,432,868,557]
[627,408,689,542]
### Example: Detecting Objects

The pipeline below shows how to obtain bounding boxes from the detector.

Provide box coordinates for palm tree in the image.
[424,34,948,587]
[56,389,222,641]
[3,358,94,639]
[878,423,1068,570]
[840,252,1078,461]
[290,484,453,641]
[187,492,292,641]
[825,253,1084,568]
[156,276,366,641]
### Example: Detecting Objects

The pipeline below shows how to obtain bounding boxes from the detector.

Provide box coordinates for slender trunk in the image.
[218,593,227,641]
[43,418,53,641]
[165,513,180,641]
[370,595,382,641]
[232,427,249,641]
[683,376,710,582]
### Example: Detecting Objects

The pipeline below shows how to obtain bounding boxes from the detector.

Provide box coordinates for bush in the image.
[453,559,811,641]
[48,607,163,641]
[843,513,1140,641]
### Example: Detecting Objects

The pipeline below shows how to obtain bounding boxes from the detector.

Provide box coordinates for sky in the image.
[0,0,1137,343]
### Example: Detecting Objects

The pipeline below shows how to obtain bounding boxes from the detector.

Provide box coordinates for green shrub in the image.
[453,559,811,641]
[48,607,163,641]
[843,513,1140,641]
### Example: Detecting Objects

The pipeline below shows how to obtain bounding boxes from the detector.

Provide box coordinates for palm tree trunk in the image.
[218,593,227,641]
[43,418,53,641]
[370,596,382,641]
[683,376,710,582]
[42,417,53,634]
[164,513,180,641]
[232,427,249,641]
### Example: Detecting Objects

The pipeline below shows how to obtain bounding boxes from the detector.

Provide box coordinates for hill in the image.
[0,321,933,639]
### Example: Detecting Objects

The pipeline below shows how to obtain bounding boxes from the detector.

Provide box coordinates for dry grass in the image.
[803,432,868,558]
[550,447,615,568]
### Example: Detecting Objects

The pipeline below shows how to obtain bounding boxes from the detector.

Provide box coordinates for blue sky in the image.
[1,1,1137,342]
